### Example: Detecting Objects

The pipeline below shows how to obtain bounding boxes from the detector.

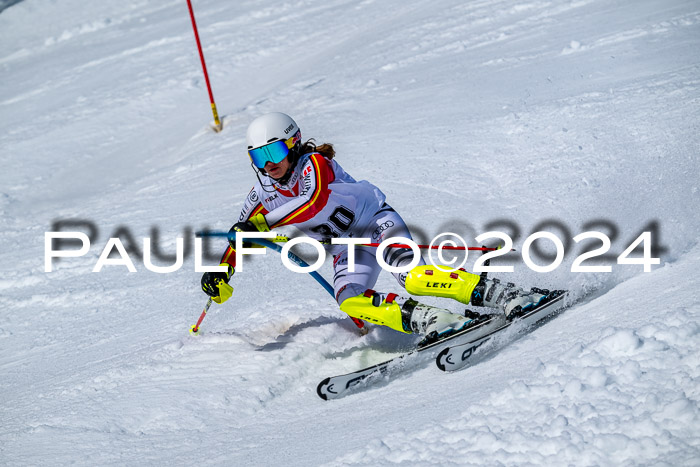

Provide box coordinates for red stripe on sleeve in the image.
[272,154,333,227]
[219,203,269,269]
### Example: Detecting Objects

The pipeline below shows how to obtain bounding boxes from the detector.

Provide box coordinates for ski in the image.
[435,290,569,372]
[316,314,502,400]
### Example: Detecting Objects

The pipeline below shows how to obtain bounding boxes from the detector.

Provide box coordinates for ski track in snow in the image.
[1,0,699,465]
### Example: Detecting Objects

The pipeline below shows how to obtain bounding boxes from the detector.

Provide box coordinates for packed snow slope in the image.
[1,0,699,465]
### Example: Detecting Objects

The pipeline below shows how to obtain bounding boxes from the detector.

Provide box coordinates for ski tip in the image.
[317,377,331,401]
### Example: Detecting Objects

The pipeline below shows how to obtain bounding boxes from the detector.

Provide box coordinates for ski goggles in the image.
[248,130,301,169]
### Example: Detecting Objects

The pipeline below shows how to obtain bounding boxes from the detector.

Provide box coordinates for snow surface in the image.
[1,0,699,465]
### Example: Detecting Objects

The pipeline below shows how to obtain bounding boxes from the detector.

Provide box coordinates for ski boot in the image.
[339,290,474,346]
[404,264,564,321]
[463,308,490,325]
[472,278,562,320]
[403,299,475,347]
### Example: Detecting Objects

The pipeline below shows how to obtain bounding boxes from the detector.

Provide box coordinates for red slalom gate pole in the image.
[186,0,222,132]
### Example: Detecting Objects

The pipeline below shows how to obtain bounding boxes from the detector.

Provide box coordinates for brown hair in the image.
[300,139,335,160]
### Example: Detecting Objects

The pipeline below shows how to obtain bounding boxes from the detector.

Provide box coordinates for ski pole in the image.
[273,236,499,251]
[186,0,222,132]
[203,232,508,251]
[190,297,213,335]
[268,236,514,252]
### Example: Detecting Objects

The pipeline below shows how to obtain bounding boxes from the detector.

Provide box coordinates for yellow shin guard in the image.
[339,292,412,334]
[405,265,481,305]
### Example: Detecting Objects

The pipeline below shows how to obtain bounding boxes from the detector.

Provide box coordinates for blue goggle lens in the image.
[248,140,290,169]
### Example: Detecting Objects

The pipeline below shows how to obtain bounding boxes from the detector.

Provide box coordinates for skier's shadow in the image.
[254,316,348,352]
[255,316,417,354]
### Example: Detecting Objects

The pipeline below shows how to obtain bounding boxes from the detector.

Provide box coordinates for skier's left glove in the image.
[229,213,270,249]
[201,264,234,304]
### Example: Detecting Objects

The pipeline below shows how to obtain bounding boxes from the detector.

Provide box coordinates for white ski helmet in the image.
[246,112,302,169]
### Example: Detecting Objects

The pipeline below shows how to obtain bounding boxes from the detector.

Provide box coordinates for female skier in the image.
[201,112,555,344]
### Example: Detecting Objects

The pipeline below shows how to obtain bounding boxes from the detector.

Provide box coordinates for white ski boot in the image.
[474,278,550,320]
[403,299,474,347]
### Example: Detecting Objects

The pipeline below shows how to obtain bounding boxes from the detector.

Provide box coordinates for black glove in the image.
[228,220,259,249]
[201,264,234,301]
[233,220,258,233]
